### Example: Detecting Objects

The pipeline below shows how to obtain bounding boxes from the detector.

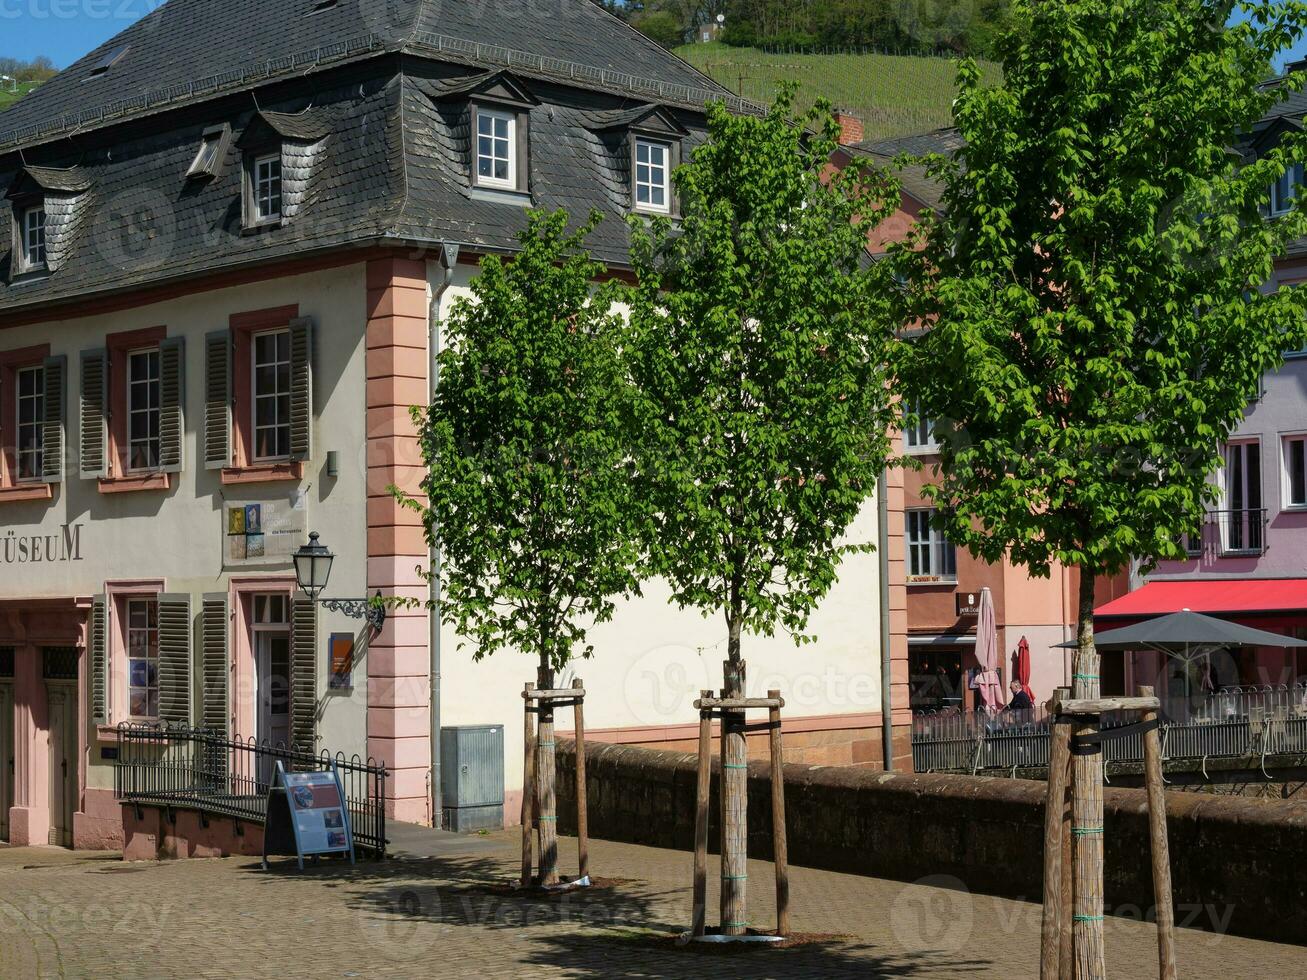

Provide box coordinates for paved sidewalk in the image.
[0,833,1298,978]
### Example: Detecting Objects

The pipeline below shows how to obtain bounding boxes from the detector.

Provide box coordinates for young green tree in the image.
[404,209,640,887]
[625,88,899,934]
[892,1,1307,971]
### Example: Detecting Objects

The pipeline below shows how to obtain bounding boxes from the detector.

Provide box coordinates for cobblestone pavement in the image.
[0,832,1299,979]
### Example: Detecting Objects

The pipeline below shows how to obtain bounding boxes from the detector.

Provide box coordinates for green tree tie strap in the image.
[722,763,750,770]
[1072,826,1104,837]
[1073,915,1104,923]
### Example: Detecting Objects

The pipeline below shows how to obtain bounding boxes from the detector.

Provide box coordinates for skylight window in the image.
[87,45,130,79]
[310,0,339,11]
[187,125,231,180]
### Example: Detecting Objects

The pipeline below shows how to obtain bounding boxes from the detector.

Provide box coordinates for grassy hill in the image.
[674,43,999,141]
[0,81,42,112]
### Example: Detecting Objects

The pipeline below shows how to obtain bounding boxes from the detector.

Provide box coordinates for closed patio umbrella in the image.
[975,587,1005,711]
[1016,635,1034,702]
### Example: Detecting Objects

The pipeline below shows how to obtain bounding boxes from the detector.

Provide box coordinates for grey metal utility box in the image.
[440,725,505,832]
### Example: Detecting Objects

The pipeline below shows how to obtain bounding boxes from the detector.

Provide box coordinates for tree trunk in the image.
[720,613,748,937]
[1072,569,1105,979]
[536,660,559,887]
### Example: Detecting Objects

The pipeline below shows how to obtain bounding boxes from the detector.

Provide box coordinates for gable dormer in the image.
[235,109,331,229]
[6,165,93,277]
[428,70,539,199]
[585,104,689,216]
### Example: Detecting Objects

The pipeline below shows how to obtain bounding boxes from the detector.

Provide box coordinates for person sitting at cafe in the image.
[1006,679,1033,712]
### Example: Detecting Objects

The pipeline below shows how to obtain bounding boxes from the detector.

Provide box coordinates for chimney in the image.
[835,109,864,147]
[836,109,867,147]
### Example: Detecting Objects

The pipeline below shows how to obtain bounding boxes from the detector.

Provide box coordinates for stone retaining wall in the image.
[555,739,1307,945]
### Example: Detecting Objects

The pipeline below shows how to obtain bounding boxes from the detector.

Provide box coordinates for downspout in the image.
[879,465,894,772]
[429,242,460,827]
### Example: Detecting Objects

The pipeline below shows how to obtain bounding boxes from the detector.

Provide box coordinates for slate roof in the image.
[846,127,964,213]
[0,0,737,315]
[0,0,734,152]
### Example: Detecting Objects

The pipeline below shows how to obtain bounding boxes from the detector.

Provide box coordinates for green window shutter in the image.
[204,330,232,470]
[89,596,108,725]
[200,595,229,738]
[79,349,108,480]
[159,336,186,474]
[157,594,193,726]
[288,316,313,462]
[41,355,66,483]
[290,594,318,756]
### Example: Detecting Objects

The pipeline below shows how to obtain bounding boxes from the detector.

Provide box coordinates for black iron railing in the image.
[912,684,1307,774]
[1181,508,1269,557]
[113,723,388,856]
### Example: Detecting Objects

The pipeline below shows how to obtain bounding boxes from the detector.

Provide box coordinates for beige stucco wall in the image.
[1,263,372,789]
[427,263,887,795]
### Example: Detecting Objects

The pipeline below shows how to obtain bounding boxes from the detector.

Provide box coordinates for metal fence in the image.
[912,684,1307,774]
[113,724,388,856]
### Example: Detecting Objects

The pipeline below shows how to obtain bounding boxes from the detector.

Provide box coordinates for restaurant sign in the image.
[0,524,85,565]
[955,591,980,617]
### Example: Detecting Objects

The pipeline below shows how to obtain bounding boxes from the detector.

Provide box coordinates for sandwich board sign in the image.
[262,761,356,870]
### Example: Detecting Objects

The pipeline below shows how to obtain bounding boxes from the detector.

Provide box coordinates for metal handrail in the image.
[112,723,389,856]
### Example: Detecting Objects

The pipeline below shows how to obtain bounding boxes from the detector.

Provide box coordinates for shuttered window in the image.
[290,594,318,755]
[252,328,291,461]
[126,597,160,719]
[157,594,192,726]
[158,336,185,473]
[89,596,108,724]
[127,349,161,471]
[80,350,108,479]
[15,365,44,481]
[204,331,232,469]
[41,355,65,483]
[201,595,230,737]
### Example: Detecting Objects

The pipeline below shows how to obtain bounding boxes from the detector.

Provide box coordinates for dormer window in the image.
[251,153,283,225]
[20,205,46,271]
[634,138,671,213]
[1272,162,1303,216]
[475,108,517,189]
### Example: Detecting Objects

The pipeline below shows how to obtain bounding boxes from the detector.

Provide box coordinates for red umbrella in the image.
[1017,635,1034,701]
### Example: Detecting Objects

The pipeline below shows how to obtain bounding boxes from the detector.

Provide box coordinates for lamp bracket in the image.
[319,592,387,631]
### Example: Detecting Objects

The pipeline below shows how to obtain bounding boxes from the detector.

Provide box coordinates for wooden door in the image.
[0,683,12,842]
[46,683,76,848]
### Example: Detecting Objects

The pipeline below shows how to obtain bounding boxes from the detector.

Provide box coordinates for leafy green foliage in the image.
[625,88,899,658]
[404,210,641,672]
[893,0,1307,586]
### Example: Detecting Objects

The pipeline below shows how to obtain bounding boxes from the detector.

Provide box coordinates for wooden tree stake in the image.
[720,660,748,937]
[768,689,789,937]
[692,690,713,938]
[1139,686,1177,980]
[1040,713,1073,978]
[520,681,535,888]
[573,677,589,882]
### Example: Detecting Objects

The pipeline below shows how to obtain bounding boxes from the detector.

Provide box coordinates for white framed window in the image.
[20,205,46,270]
[1284,434,1307,509]
[475,109,516,188]
[903,398,937,452]
[15,364,44,481]
[906,508,957,583]
[252,328,291,461]
[126,597,159,719]
[253,153,282,223]
[127,348,161,471]
[1272,162,1304,216]
[634,138,670,213]
[1223,440,1263,553]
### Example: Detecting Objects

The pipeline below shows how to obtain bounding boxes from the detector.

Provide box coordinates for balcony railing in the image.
[1180,507,1268,558]
[911,683,1307,774]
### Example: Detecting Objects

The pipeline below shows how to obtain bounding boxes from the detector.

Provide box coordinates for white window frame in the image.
[1283,433,1307,510]
[1223,439,1263,554]
[20,205,46,271]
[903,398,938,453]
[634,137,671,214]
[906,508,957,584]
[1272,162,1304,216]
[475,108,517,190]
[126,597,160,721]
[252,153,282,224]
[15,364,44,482]
[251,327,292,462]
[127,347,161,473]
